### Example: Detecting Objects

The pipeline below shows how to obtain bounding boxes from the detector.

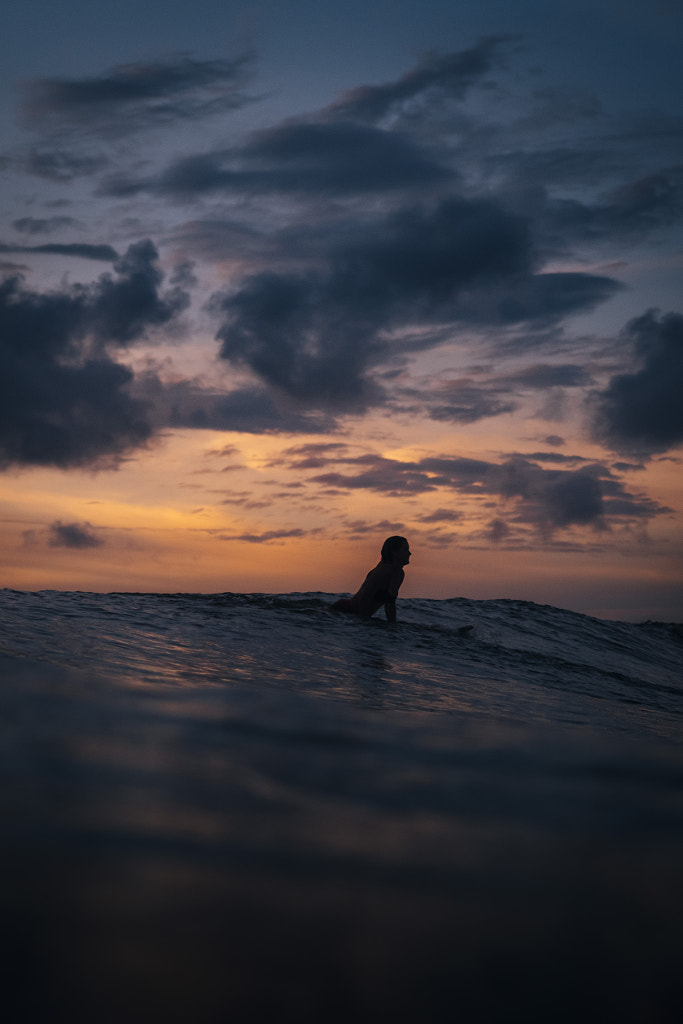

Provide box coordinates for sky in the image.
[1,0,682,620]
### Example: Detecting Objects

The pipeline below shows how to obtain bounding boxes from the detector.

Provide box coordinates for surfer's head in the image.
[381,536,410,565]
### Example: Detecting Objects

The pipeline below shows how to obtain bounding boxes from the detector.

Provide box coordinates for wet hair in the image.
[380,535,408,562]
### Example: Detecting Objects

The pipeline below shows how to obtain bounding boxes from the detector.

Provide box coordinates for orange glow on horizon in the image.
[1,425,681,621]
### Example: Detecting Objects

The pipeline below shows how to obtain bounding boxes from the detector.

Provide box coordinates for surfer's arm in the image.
[384,599,397,622]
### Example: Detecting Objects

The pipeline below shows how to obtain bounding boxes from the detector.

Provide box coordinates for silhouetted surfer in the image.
[331,536,411,622]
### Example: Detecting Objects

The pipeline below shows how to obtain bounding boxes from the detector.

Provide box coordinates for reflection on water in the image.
[2,589,682,739]
[3,646,683,1022]
[2,581,683,1022]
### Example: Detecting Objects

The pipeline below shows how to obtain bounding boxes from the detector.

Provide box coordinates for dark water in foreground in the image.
[1,590,682,1022]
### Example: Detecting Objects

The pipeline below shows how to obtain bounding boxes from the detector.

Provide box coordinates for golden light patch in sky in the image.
[1,418,680,619]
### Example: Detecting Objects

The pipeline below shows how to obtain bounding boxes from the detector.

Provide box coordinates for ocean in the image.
[1,588,682,1022]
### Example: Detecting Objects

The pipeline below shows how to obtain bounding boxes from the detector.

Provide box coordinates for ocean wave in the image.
[1,589,681,739]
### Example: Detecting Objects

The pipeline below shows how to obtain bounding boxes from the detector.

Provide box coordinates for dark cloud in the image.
[102,120,449,199]
[12,216,77,234]
[507,364,591,388]
[166,218,264,264]
[417,509,463,523]
[482,272,620,325]
[209,184,621,411]
[136,378,336,435]
[309,453,493,497]
[597,171,683,234]
[213,196,573,409]
[330,198,532,305]
[343,518,407,539]
[274,442,350,469]
[217,496,270,510]
[300,448,665,533]
[241,120,449,194]
[25,148,107,182]
[35,243,118,261]
[209,178,615,413]
[324,37,516,124]
[0,241,117,262]
[425,363,592,424]
[428,385,517,424]
[538,169,683,247]
[0,241,189,468]
[99,39,515,199]
[22,53,256,137]
[485,517,511,542]
[522,452,589,464]
[49,520,103,549]
[217,528,306,544]
[214,269,383,410]
[591,310,683,455]
[494,459,605,528]
[5,40,675,488]
[204,444,241,459]
[87,241,189,346]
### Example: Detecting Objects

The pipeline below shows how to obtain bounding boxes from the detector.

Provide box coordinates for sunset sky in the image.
[1,0,682,620]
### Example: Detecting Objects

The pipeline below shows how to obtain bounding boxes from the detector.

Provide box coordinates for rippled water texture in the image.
[2,589,682,734]
[1,590,682,1022]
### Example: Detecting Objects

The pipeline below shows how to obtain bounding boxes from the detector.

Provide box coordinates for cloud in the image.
[214,267,384,410]
[22,53,256,137]
[98,39,516,199]
[295,447,666,533]
[311,39,683,248]
[166,218,264,264]
[212,196,565,409]
[5,40,676,487]
[212,191,619,413]
[522,452,589,464]
[12,216,78,234]
[245,120,449,194]
[485,517,511,542]
[424,362,592,424]
[323,36,516,124]
[428,384,517,424]
[597,172,683,234]
[537,169,683,248]
[102,120,449,199]
[591,310,683,455]
[271,442,350,469]
[136,378,337,435]
[475,272,620,325]
[0,241,189,468]
[507,365,591,388]
[87,240,189,346]
[24,148,107,182]
[342,518,407,539]
[0,241,117,261]
[217,528,306,544]
[417,509,463,523]
[308,453,492,497]
[89,38,683,269]
[48,520,104,549]
[494,459,606,528]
